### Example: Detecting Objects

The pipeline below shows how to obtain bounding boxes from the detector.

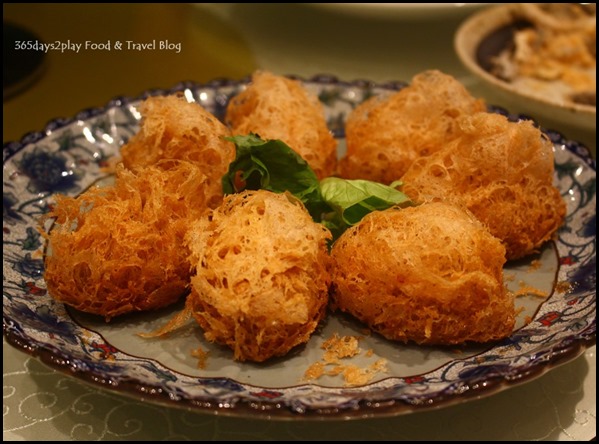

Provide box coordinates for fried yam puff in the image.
[225,70,337,179]
[41,161,209,320]
[340,70,486,183]
[331,202,514,345]
[185,190,332,362]
[120,94,235,209]
[401,112,566,260]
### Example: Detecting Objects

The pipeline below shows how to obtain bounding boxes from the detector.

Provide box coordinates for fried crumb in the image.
[191,346,210,369]
[325,365,345,377]
[341,365,371,386]
[371,359,388,373]
[528,259,543,271]
[514,283,548,298]
[341,359,389,386]
[302,333,388,386]
[322,333,361,362]
[303,361,325,381]
[555,280,574,294]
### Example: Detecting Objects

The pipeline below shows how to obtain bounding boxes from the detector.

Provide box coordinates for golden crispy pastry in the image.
[330,202,514,345]
[401,112,566,260]
[41,160,209,320]
[185,190,332,362]
[120,94,235,209]
[339,69,486,183]
[225,70,337,179]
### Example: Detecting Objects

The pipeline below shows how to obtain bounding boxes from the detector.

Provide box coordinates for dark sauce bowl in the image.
[454,4,595,135]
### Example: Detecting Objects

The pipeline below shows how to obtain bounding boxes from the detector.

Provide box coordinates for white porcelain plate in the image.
[3,75,596,419]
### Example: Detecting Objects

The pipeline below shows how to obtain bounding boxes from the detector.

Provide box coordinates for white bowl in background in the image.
[454,4,596,134]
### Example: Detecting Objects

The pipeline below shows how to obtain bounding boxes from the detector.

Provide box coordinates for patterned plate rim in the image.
[3,74,597,420]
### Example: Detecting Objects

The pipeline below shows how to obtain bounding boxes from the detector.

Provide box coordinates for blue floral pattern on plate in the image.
[2,75,596,419]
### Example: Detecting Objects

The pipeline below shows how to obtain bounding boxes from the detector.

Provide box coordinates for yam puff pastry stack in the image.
[39,69,567,364]
[340,69,486,183]
[401,112,566,260]
[184,190,332,362]
[41,161,210,320]
[41,95,235,320]
[225,70,338,180]
[330,202,515,345]
[120,94,236,209]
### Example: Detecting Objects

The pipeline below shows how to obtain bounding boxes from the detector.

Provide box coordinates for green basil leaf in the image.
[320,177,412,225]
[222,134,328,219]
[222,134,412,242]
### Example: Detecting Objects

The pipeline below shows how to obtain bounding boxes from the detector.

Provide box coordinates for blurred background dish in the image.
[3,22,46,100]
[454,3,596,135]
[305,3,489,20]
